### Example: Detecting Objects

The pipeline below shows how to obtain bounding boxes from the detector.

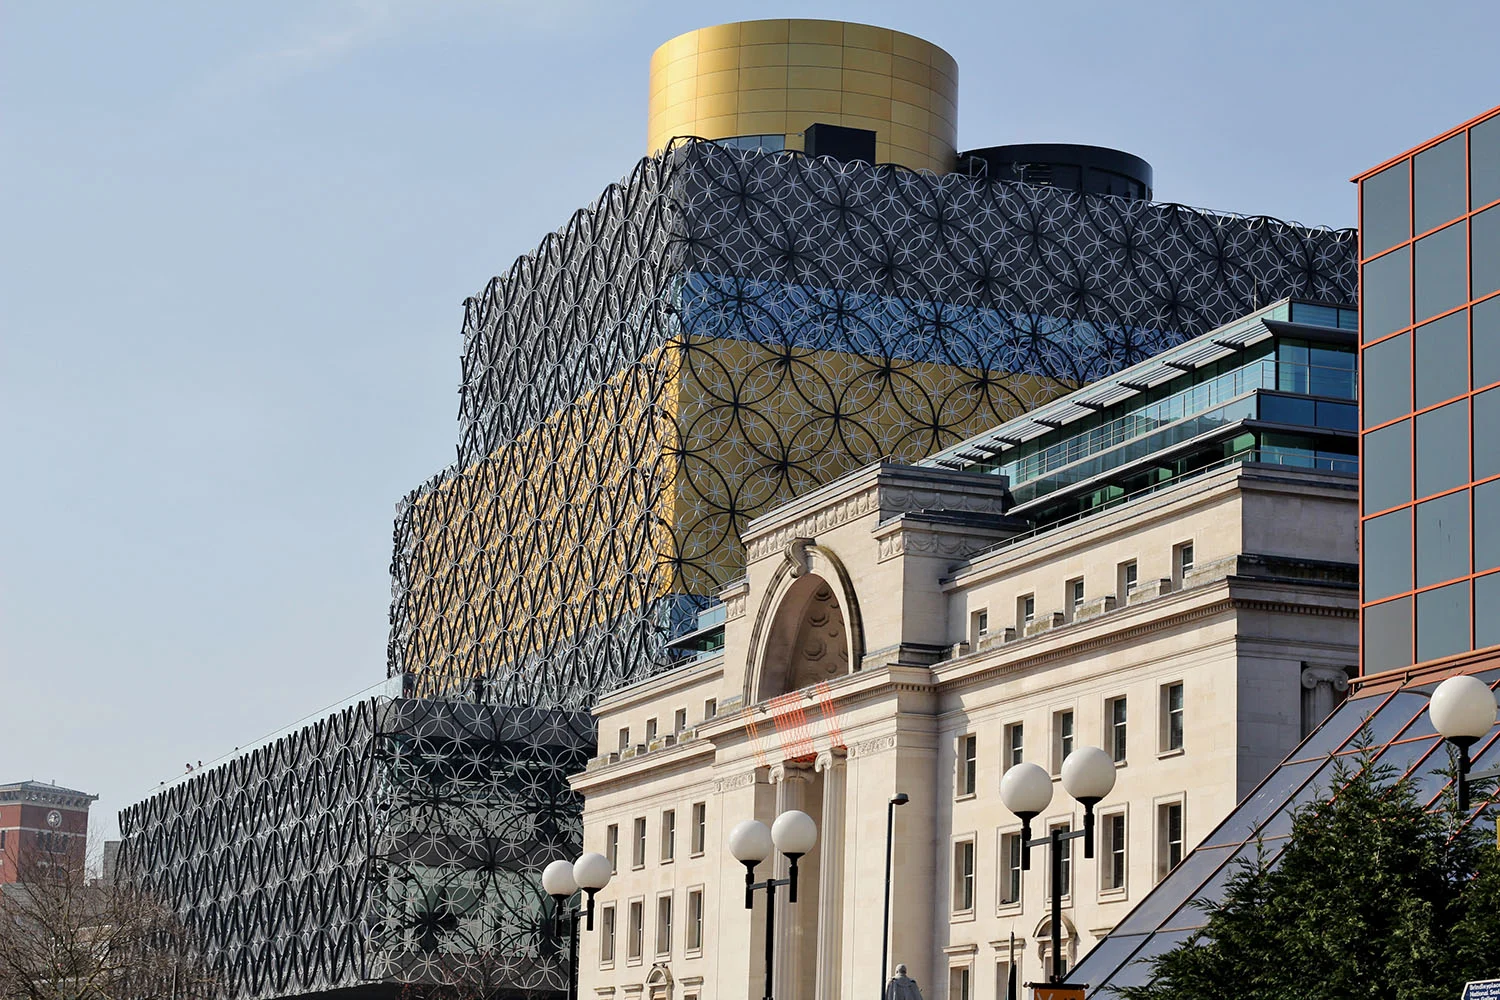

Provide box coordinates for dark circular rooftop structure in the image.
[960,143,1154,201]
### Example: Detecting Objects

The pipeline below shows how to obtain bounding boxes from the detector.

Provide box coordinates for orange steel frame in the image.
[1356,103,1500,678]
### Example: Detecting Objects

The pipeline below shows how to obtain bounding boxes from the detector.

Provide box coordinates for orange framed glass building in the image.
[1358,104,1500,679]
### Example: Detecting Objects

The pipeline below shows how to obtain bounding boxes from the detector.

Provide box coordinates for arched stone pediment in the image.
[745,539,864,705]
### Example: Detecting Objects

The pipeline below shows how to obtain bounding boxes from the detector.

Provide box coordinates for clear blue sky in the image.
[2,1,1495,839]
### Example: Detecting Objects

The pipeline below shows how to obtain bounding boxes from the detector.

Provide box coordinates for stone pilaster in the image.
[813,749,847,1000]
[770,761,813,1000]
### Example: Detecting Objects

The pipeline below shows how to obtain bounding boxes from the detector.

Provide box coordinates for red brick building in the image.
[0,780,97,883]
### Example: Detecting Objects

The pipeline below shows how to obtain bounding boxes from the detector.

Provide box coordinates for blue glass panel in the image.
[1315,401,1358,430]
[1072,932,1149,994]
[1161,839,1284,932]
[1478,573,1500,651]
[1260,754,1348,840]
[1104,929,1200,991]
[1291,692,1395,762]
[1201,758,1320,847]
[1363,597,1413,673]
[1110,845,1235,935]
[1259,394,1315,425]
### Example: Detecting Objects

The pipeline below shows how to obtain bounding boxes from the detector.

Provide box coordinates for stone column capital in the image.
[814,747,847,773]
[769,759,815,785]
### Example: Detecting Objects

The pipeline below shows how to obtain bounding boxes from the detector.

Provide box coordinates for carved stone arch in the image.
[646,962,674,1000]
[744,539,865,705]
[1033,915,1078,973]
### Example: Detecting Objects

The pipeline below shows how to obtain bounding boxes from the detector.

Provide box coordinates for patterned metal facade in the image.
[117,700,591,1000]
[389,140,1360,709]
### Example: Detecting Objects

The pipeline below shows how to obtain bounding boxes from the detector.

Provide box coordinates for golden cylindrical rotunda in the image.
[648,19,958,173]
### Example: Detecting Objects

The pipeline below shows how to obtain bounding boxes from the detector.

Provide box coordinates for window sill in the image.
[600,961,615,972]
[995,901,1023,916]
[949,908,976,924]
[955,792,976,802]
[1113,759,1128,769]
[626,957,643,968]
[1156,748,1185,760]
[689,850,704,859]
[685,948,703,960]
[631,863,645,872]
[660,857,674,865]
[1098,886,1128,901]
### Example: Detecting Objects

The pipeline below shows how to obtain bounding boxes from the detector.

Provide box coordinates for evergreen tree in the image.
[1113,741,1499,1000]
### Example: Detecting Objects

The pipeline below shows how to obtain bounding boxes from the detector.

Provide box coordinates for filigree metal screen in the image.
[117,701,591,1000]
[389,141,1358,709]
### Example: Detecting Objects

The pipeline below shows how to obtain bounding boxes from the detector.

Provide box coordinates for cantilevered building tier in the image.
[390,32,1358,709]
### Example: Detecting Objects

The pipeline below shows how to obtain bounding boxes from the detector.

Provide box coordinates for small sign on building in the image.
[1462,979,1500,1000]
[1032,986,1087,1000]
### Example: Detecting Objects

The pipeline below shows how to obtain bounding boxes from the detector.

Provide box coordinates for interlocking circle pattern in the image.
[118,701,592,1000]
[390,140,1356,708]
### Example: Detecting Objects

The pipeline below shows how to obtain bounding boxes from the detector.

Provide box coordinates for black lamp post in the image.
[1000,746,1117,984]
[542,852,613,1000]
[879,791,910,1000]
[729,809,819,1000]
[1429,674,1498,813]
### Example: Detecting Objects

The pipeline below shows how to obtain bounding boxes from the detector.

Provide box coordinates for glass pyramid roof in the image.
[1072,668,1500,996]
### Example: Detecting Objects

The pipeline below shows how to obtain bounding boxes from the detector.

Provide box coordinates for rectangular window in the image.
[661,810,676,862]
[975,609,989,638]
[1158,802,1185,879]
[958,734,977,797]
[704,698,717,721]
[1161,683,1184,752]
[628,900,644,961]
[995,964,1013,1000]
[1175,541,1194,583]
[600,904,616,964]
[1000,832,1023,905]
[1066,577,1085,619]
[1103,813,1127,891]
[655,894,673,955]
[645,718,658,743]
[1004,722,1024,768]
[686,888,704,951]
[1107,696,1128,763]
[1053,710,1074,773]
[691,802,707,855]
[1119,561,1139,601]
[949,966,972,1000]
[1018,593,1036,630]
[618,727,630,753]
[953,840,976,912]
[674,708,687,735]
[606,824,619,874]
[632,817,646,868]
[1050,822,1072,899]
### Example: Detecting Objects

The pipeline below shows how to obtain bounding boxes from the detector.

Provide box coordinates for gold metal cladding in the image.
[647,19,959,174]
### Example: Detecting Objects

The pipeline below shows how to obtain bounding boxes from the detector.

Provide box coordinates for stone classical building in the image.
[571,301,1362,1000]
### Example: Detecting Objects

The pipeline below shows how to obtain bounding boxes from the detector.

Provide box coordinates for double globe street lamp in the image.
[542,852,614,1000]
[999,745,1118,985]
[1429,673,1498,812]
[728,809,819,1000]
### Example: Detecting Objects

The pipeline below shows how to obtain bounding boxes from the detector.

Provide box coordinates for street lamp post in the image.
[999,746,1117,984]
[729,809,819,1000]
[542,852,613,1000]
[880,792,910,1000]
[1429,674,1498,813]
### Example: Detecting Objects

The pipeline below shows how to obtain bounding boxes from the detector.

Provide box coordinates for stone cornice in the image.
[570,737,717,794]
[591,657,723,717]
[936,578,1355,695]
[743,462,1011,561]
